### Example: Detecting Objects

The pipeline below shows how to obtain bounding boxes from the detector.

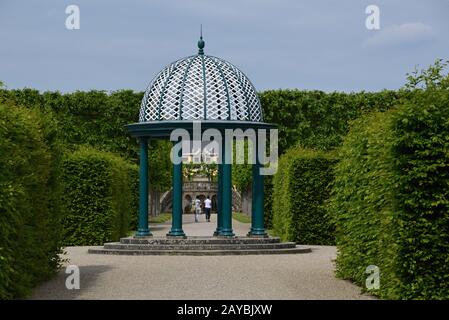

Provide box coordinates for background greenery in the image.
[1,59,448,299]
[0,89,172,192]
[0,102,63,299]
[272,148,336,245]
[330,60,449,299]
[60,146,138,246]
[259,89,408,228]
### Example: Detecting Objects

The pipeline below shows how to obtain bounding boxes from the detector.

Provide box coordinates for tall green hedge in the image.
[0,103,63,299]
[331,89,449,299]
[390,89,449,299]
[272,148,336,245]
[330,111,397,297]
[61,147,138,246]
[261,89,405,153]
[0,89,172,192]
[257,90,406,228]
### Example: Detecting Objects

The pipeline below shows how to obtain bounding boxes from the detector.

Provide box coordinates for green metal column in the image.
[167,157,186,237]
[220,137,234,237]
[214,162,223,236]
[248,136,267,237]
[136,137,151,237]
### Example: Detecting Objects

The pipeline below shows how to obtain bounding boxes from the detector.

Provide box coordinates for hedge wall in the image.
[0,103,63,299]
[272,148,336,245]
[258,90,405,228]
[261,89,405,153]
[331,89,449,299]
[0,89,172,192]
[61,147,138,246]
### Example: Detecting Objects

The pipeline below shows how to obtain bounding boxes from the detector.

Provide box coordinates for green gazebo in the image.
[126,35,275,238]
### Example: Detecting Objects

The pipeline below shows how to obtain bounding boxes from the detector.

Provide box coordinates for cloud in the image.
[363,22,435,48]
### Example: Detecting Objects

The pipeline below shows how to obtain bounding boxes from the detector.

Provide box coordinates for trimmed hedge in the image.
[0,103,63,299]
[0,89,172,192]
[272,148,336,245]
[331,89,449,299]
[1,88,407,231]
[61,147,138,246]
[259,90,406,228]
[330,111,397,297]
[126,163,139,231]
[261,89,405,153]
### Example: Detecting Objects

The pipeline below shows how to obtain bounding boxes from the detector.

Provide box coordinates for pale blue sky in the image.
[1,0,448,92]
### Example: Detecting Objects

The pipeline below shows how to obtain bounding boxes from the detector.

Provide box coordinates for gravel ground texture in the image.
[31,214,374,300]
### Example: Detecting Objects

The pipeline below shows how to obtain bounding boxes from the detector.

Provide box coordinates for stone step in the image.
[104,242,296,251]
[120,236,280,245]
[88,246,312,256]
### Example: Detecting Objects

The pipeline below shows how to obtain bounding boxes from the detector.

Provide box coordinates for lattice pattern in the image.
[139,54,262,122]
[182,56,205,119]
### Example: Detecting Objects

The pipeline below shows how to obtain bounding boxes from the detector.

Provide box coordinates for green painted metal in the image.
[214,161,223,236]
[198,32,205,55]
[210,58,232,120]
[250,161,257,233]
[167,157,186,237]
[219,138,234,237]
[248,139,267,237]
[136,137,151,237]
[178,56,197,120]
[126,120,275,138]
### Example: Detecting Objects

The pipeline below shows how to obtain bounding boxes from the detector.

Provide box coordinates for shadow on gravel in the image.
[31,265,112,300]
[147,225,168,231]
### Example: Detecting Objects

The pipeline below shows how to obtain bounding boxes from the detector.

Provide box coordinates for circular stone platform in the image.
[88,236,311,256]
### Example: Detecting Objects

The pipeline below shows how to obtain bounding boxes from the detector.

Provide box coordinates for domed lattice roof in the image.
[139,36,262,122]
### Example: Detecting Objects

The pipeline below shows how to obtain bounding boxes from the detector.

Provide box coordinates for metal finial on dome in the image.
[198,24,205,55]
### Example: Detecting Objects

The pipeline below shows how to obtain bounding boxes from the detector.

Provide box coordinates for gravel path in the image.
[31,214,374,300]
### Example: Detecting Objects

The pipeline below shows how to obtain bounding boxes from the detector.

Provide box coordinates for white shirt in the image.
[204,199,212,209]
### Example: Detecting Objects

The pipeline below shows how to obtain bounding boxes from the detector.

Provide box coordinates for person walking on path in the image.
[204,196,212,222]
[194,197,201,223]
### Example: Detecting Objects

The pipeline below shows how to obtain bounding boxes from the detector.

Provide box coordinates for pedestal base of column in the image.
[247,229,268,238]
[218,229,235,237]
[135,229,152,237]
[167,230,186,238]
[213,228,222,237]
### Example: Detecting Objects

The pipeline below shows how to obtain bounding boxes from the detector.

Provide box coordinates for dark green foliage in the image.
[330,111,397,298]
[260,89,404,153]
[0,89,141,159]
[263,176,274,229]
[126,162,139,231]
[0,103,63,299]
[60,147,138,246]
[331,89,449,299]
[0,89,171,192]
[272,148,336,245]
[390,89,449,299]
[254,90,404,228]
